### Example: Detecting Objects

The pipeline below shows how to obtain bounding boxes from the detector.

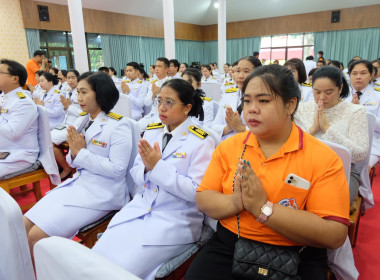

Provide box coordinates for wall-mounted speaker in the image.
[38,5,50,22]
[331,11,340,23]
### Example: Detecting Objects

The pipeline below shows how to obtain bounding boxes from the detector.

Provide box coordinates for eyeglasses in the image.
[0,71,10,75]
[153,99,184,109]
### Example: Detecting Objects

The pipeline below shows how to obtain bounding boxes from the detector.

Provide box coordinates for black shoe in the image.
[60,170,72,181]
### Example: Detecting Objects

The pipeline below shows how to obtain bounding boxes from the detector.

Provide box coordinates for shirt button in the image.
[148,207,151,212]
[154,188,157,193]
[262,162,267,166]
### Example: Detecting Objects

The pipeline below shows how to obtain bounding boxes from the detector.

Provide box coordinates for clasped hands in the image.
[232,159,267,218]
[121,82,130,94]
[223,106,246,135]
[309,101,330,135]
[138,139,161,172]
[66,126,86,158]
[33,97,44,106]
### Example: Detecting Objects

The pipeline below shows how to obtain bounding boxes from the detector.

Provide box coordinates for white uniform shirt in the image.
[42,86,65,130]
[123,78,147,121]
[201,76,219,84]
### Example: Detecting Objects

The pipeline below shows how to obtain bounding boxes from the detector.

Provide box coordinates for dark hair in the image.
[47,60,52,63]
[238,56,262,69]
[67,69,80,78]
[340,62,344,69]
[241,64,300,119]
[181,63,189,68]
[348,59,373,75]
[308,68,317,77]
[327,60,341,69]
[138,64,149,80]
[317,60,326,66]
[373,66,378,77]
[98,66,109,73]
[372,59,380,65]
[232,61,239,67]
[109,67,117,76]
[201,64,213,75]
[40,72,59,86]
[157,57,170,68]
[253,51,259,57]
[284,58,307,84]
[161,79,204,121]
[224,63,230,67]
[59,70,68,78]
[318,51,324,55]
[33,50,45,57]
[78,72,119,114]
[36,70,45,77]
[312,66,349,99]
[306,56,314,61]
[150,65,156,69]
[0,59,27,87]
[126,62,141,71]
[169,59,180,71]
[50,67,59,75]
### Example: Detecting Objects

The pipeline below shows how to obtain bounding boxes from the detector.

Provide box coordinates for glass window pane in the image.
[303,46,315,60]
[304,33,314,45]
[39,30,47,47]
[287,34,303,46]
[71,51,76,70]
[271,48,286,64]
[47,31,68,47]
[271,35,287,47]
[287,47,303,60]
[87,33,102,48]
[89,49,103,71]
[260,36,271,48]
[68,32,73,48]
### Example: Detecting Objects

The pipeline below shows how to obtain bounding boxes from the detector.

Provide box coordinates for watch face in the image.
[262,206,272,216]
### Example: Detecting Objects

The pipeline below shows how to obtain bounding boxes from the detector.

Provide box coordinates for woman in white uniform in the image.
[50,70,82,180]
[33,72,65,130]
[182,68,216,126]
[24,72,134,258]
[212,56,262,140]
[201,64,219,84]
[284,58,313,102]
[92,79,216,280]
[349,60,380,168]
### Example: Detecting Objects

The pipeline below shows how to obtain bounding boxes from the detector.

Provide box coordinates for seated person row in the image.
[212,56,262,140]
[0,59,39,177]
[284,58,313,102]
[33,72,65,130]
[24,72,135,261]
[92,79,216,279]
[186,64,349,280]
[294,65,369,204]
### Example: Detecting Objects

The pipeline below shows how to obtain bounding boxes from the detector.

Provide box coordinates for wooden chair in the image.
[348,195,363,247]
[0,169,55,212]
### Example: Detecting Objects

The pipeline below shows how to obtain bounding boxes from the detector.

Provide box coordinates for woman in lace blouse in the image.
[294,66,369,204]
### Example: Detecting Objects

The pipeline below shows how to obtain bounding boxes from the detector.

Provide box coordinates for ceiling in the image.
[37,0,380,26]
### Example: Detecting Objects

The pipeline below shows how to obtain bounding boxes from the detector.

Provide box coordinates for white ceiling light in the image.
[214,2,219,8]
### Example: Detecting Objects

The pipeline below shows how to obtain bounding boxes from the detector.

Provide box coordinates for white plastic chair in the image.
[201,83,222,101]
[358,112,376,210]
[34,236,141,280]
[0,188,35,280]
[112,94,132,118]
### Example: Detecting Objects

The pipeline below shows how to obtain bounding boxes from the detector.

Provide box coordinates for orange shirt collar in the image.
[243,123,303,160]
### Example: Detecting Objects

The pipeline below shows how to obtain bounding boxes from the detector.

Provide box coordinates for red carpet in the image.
[13,170,380,278]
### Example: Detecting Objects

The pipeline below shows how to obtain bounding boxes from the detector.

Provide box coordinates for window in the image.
[39,30,103,71]
[260,33,314,65]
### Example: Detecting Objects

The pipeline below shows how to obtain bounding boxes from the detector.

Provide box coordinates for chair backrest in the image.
[34,236,141,280]
[112,94,132,118]
[36,105,61,185]
[201,83,222,101]
[358,112,376,210]
[320,139,351,183]
[0,188,35,280]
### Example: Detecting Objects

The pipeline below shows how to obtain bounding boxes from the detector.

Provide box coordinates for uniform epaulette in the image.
[146,123,164,130]
[124,80,131,83]
[201,96,212,102]
[212,77,217,80]
[107,112,123,120]
[79,111,88,116]
[226,88,238,93]
[374,87,380,92]
[150,79,158,84]
[302,82,312,87]
[374,82,380,86]
[16,92,26,99]
[54,89,61,93]
[188,125,209,139]
[137,80,142,84]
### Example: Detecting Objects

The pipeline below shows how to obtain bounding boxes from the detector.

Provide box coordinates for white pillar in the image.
[218,0,226,72]
[67,0,89,73]
[163,0,175,59]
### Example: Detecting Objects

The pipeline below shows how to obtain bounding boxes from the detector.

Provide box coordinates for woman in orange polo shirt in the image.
[185,64,349,280]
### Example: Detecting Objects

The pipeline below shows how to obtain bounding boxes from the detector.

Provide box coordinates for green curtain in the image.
[227,37,261,64]
[314,27,380,66]
[25,29,40,58]
[203,41,218,64]
[175,40,205,65]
